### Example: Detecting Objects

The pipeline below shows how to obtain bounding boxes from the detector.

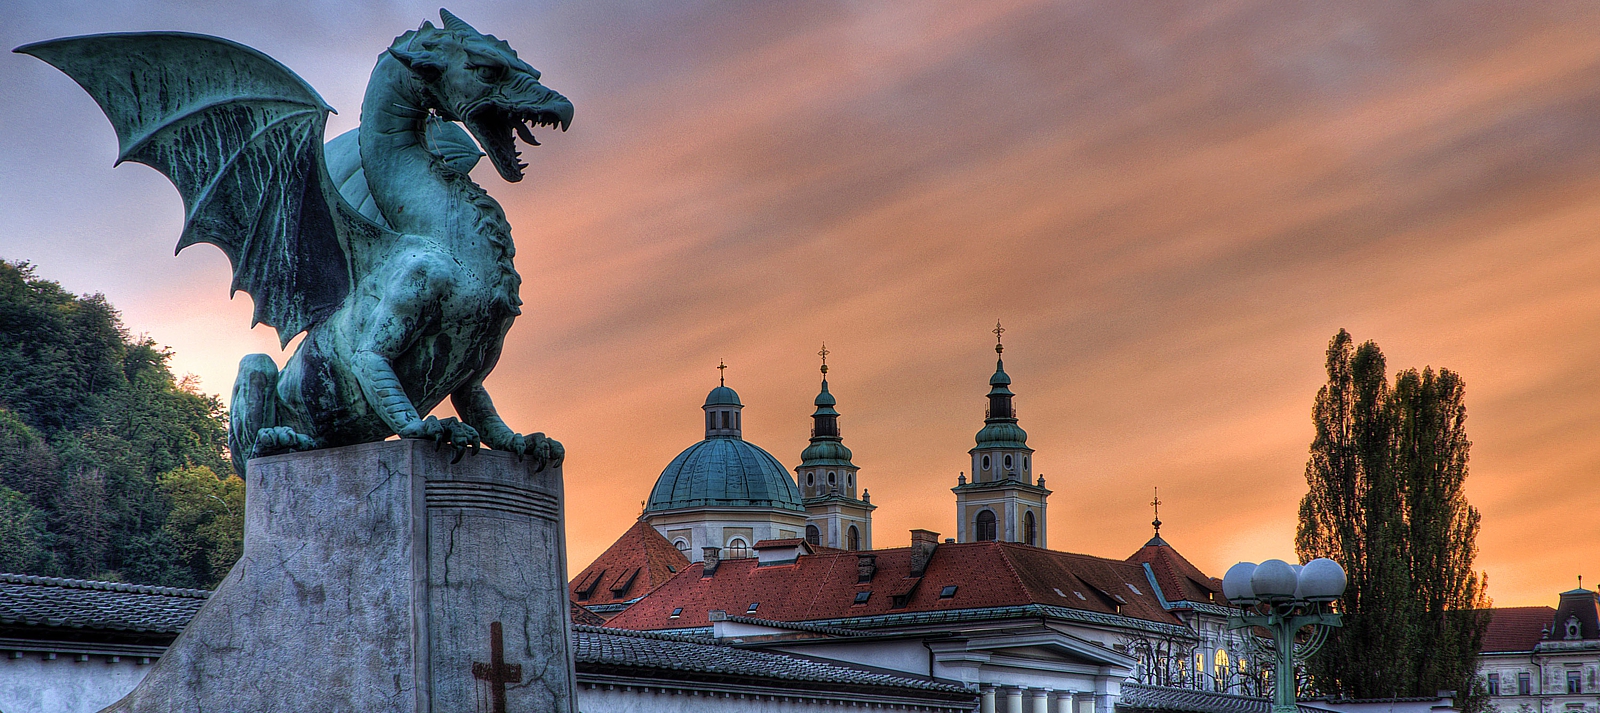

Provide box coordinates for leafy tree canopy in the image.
[0,259,237,588]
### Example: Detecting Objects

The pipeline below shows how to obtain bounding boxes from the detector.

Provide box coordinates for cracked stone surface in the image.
[99,439,575,713]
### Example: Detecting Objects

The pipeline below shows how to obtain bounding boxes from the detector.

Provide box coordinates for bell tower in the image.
[953,323,1050,546]
[796,344,875,550]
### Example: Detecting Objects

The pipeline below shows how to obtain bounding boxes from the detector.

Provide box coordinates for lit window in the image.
[940,586,958,598]
[1215,649,1230,683]
[853,591,871,604]
[669,607,683,619]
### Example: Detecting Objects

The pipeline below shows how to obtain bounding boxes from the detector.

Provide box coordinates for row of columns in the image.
[977,687,1106,713]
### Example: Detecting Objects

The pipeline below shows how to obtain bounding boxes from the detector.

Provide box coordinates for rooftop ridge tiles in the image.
[0,572,211,599]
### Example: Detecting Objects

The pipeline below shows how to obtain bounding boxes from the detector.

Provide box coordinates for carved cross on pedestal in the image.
[472,621,522,713]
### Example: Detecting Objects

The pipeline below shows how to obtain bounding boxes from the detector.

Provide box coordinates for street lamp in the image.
[1221,558,1346,713]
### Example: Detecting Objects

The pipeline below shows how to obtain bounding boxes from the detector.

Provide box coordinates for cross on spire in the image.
[1151,486,1163,536]
[819,342,830,375]
[993,321,1005,354]
[717,359,726,386]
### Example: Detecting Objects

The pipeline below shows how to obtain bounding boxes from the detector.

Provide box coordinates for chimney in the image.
[702,547,721,575]
[909,529,939,577]
[857,553,878,583]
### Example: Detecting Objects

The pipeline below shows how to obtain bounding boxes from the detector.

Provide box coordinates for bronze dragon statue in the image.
[18,9,572,475]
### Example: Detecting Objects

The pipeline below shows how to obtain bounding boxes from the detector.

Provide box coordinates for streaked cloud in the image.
[3,0,1599,606]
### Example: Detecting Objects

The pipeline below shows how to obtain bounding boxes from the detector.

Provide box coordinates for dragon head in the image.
[387,9,573,183]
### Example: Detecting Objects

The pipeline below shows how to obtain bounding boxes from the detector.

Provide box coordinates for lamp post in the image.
[1221,558,1346,713]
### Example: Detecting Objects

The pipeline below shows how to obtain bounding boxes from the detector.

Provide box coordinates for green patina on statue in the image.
[17,9,572,475]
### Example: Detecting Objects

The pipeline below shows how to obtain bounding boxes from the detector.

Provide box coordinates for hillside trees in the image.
[0,259,239,588]
[1296,330,1488,708]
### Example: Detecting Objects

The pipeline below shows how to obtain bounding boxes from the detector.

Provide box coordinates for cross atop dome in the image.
[994,321,1005,355]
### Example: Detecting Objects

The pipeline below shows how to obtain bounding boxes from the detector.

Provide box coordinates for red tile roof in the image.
[570,520,689,612]
[1127,538,1223,605]
[1481,606,1554,652]
[604,541,1183,631]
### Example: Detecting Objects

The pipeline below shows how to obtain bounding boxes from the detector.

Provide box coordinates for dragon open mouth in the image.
[467,102,571,183]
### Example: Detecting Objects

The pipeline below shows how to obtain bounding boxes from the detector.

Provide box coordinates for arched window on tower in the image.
[975,510,997,542]
[805,525,820,546]
[1004,454,1013,471]
[674,539,689,554]
[806,472,814,486]
[1024,511,1037,546]
[726,538,749,559]
[847,526,860,551]
[981,455,991,473]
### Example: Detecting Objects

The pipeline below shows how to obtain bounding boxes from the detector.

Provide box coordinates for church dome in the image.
[704,385,742,406]
[645,438,804,513]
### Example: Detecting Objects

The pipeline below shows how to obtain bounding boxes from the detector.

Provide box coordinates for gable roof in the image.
[604,540,1182,632]
[1127,538,1223,605]
[0,573,208,641]
[570,520,690,611]
[573,624,972,701]
[1482,606,1555,652]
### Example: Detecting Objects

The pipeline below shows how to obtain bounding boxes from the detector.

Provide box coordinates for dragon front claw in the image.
[400,415,481,462]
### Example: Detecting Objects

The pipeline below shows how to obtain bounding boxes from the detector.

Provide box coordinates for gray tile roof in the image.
[1117,683,1322,713]
[0,573,208,635]
[573,625,970,695]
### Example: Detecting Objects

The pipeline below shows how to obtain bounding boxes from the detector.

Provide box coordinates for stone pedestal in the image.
[102,440,575,713]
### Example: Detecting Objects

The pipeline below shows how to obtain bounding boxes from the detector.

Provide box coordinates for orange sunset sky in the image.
[4,1,1599,607]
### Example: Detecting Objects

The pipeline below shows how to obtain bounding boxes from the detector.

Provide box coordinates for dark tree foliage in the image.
[1297,330,1489,711]
[0,260,238,588]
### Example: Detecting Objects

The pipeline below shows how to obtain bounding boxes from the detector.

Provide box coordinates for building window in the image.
[827,471,836,486]
[847,473,853,488]
[975,510,997,541]
[706,413,714,430]
[669,607,683,619]
[720,411,729,429]
[726,538,749,559]
[853,591,870,604]
[746,602,759,613]
[1215,649,1230,685]
[847,525,861,551]
[805,525,820,546]
[1004,454,1013,470]
[806,472,814,486]
[1568,670,1581,694]
[674,539,688,553]
[981,455,991,472]
[1024,455,1029,471]
[1024,511,1037,546]
[1487,673,1499,696]
[1519,671,1532,695]
[734,412,739,430]
[940,585,958,599]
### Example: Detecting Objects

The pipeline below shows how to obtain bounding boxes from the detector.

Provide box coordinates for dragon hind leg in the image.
[229,354,313,476]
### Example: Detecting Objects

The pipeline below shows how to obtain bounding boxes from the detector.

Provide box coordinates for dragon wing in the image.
[17,32,394,346]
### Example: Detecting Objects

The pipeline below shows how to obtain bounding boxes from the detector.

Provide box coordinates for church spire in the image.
[811,343,840,438]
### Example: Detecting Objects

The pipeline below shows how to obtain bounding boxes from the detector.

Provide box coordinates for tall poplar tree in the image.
[1296,330,1488,708]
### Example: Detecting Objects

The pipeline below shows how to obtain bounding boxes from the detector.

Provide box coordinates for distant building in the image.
[1479,588,1600,713]
[576,333,1268,709]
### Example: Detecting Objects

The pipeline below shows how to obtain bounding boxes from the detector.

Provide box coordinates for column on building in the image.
[953,324,1050,546]
[797,345,875,550]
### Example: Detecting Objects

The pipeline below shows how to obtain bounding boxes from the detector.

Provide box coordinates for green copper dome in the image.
[645,438,804,513]
[975,355,1030,450]
[704,385,742,406]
